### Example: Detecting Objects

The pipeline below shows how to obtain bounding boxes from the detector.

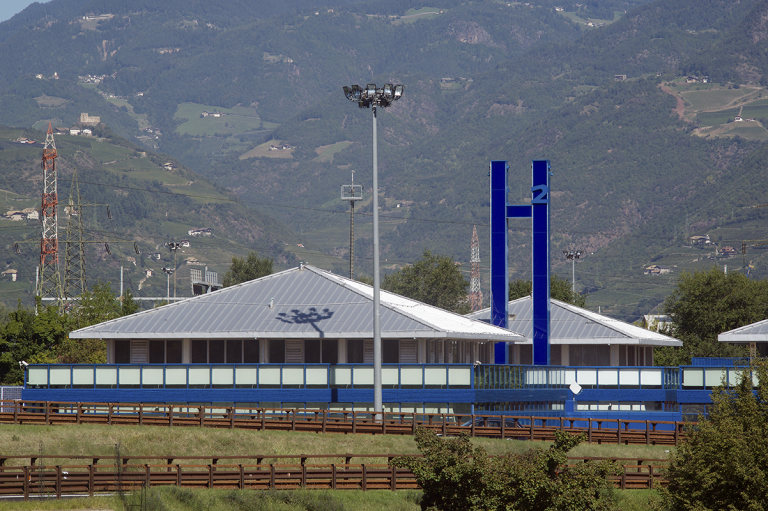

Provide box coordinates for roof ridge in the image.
[308,265,517,336]
[71,266,302,335]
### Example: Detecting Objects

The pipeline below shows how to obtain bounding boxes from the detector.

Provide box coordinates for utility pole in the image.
[341,171,363,279]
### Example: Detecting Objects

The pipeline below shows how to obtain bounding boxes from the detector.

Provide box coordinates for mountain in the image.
[1,0,768,321]
[0,123,299,307]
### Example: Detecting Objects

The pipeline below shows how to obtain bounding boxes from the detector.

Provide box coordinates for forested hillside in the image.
[1,0,768,320]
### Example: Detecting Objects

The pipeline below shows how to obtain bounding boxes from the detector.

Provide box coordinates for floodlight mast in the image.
[342,82,404,417]
[562,250,583,294]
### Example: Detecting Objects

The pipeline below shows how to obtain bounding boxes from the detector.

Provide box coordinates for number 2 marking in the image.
[531,185,548,204]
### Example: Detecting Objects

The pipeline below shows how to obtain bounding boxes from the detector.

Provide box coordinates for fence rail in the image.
[0,400,690,446]
[0,454,670,499]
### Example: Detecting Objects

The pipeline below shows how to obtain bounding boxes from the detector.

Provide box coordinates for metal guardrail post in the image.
[270,464,275,489]
[169,405,173,427]
[239,464,244,489]
[362,463,367,491]
[89,464,94,497]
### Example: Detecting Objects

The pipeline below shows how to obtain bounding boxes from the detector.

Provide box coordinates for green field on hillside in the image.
[696,108,739,126]
[174,103,278,136]
[680,88,749,110]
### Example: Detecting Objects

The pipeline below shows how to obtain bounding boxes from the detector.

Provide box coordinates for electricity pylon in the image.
[37,123,63,306]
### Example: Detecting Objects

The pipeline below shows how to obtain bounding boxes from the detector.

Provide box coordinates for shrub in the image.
[392,428,619,511]
[661,360,768,510]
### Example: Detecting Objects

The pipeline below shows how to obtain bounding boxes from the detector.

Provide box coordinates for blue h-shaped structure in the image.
[490,160,550,366]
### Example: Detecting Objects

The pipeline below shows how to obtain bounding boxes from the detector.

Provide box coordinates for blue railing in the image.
[691,357,750,367]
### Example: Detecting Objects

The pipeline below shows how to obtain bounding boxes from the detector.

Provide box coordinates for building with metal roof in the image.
[718,318,768,357]
[70,264,524,366]
[466,296,682,366]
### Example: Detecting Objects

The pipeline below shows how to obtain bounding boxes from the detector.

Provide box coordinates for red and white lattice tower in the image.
[469,225,482,311]
[38,122,63,303]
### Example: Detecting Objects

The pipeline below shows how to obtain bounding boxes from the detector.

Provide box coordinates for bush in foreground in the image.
[661,360,768,510]
[392,428,618,511]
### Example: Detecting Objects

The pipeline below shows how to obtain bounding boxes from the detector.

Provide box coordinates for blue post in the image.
[490,160,551,366]
[490,161,511,364]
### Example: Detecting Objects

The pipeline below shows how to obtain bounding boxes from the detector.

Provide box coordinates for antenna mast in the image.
[341,171,363,279]
[38,123,63,306]
[470,225,482,311]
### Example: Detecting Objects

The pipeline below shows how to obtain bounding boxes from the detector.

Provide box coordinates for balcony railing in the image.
[25,364,473,391]
[25,363,752,392]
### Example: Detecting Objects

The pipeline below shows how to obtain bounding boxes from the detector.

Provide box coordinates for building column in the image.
[418,339,426,364]
[181,338,191,363]
[259,339,268,363]
[337,339,347,364]
[610,345,619,366]
[560,344,569,366]
[106,340,114,364]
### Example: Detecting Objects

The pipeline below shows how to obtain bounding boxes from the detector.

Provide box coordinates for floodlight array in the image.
[343,83,404,108]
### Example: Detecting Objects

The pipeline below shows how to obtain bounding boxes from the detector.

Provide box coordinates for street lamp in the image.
[342,82,404,416]
[562,250,583,294]
[166,242,182,298]
[161,266,174,302]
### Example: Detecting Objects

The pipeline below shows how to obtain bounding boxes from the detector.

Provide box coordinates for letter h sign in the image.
[490,160,550,366]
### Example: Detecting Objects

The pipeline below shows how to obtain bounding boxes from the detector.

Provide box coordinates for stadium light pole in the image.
[162,267,173,302]
[342,82,404,417]
[562,250,583,294]
[166,242,182,298]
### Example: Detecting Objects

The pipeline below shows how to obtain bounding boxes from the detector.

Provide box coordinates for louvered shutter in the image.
[285,340,304,363]
[130,340,148,363]
[400,340,417,363]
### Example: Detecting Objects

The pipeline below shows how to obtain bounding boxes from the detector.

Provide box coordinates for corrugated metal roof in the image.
[718,318,768,342]
[466,296,682,346]
[70,265,524,342]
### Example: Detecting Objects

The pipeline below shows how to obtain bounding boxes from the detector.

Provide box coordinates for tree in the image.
[382,250,470,314]
[0,300,70,385]
[658,268,761,365]
[508,274,588,308]
[661,360,768,510]
[222,251,273,287]
[392,428,618,511]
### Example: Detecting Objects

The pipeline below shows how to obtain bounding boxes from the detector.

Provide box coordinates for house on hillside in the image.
[2,269,17,282]
[690,235,710,245]
[188,228,212,237]
[644,265,671,275]
[720,246,738,257]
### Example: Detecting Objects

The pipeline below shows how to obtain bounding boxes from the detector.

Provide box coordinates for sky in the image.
[0,0,52,23]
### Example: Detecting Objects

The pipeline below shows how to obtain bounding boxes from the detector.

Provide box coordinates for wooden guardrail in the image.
[0,454,670,499]
[0,400,689,446]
